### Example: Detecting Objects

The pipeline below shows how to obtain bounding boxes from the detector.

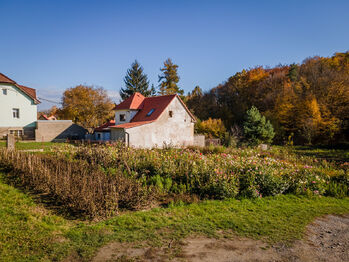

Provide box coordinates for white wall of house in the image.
[114,109,138,125]
[0,83,37,128]
[111,97,194,148]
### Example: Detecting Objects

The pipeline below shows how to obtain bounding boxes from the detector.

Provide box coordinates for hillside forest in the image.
[186,52,349,145]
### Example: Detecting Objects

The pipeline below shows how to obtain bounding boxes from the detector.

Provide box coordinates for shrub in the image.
[326,181,348,198]
[255,173,289,196]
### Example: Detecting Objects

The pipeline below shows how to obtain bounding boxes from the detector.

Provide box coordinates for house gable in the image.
[0,73,40,104]
[0,73,40,129]
[111,93,195,129]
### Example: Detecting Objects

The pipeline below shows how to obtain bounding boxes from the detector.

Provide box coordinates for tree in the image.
[243,106,275,145]
[120,60,154,100]
[158,58,183,95]
[58,85,114,130]
[287,63,299,82]
[195,118,226,139]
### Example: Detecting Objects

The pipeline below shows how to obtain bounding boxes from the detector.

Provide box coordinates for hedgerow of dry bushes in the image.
[0,149,156,218]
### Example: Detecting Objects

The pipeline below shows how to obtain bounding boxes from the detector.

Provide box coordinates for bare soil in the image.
[92,214,349,262]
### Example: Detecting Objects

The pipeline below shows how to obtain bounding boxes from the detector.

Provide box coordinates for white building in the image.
[0,72,40,138]
[110,92,196,148]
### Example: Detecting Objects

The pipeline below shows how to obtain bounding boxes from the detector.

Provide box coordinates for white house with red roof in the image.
[110,92,196,148]
[0,72,40,138]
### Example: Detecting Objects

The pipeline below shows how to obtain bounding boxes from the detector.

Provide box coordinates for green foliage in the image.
[158,58,184,95]
[243,106,275,145]
[120,60,155,100]
[287,63,299,82]
[326,181,348,198]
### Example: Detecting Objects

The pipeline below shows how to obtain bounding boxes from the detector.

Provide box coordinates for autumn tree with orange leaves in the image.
[187,52,349,145]
[58,85,114,130]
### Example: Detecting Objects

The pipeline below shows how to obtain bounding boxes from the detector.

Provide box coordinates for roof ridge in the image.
[0,72,17,84]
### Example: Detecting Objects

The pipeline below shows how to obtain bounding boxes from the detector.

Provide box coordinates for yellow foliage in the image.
[196,118,226,139]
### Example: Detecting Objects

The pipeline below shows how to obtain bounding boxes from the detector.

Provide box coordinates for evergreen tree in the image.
[287,63,299,82]
[243,106,275,145]
[120,60,152,100]
[158,58,184,95]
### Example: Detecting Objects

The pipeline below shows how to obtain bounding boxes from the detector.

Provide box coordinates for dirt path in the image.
[92,214,349,262]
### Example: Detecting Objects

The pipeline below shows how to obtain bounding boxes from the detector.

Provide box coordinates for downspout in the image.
[124,131,129,147]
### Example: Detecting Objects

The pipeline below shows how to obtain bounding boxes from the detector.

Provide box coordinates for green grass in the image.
[0,141,64,151]
[287,145,349,163]
[1,171,349,261]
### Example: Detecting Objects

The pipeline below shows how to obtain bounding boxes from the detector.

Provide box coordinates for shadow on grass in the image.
[291,146,349,163]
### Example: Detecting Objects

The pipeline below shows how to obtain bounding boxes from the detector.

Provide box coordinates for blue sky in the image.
[1,0,348,110]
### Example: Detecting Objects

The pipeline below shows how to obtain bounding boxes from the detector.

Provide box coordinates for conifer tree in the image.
[120,60,153,100]
[158,58,184,95]
[243,106,275,145]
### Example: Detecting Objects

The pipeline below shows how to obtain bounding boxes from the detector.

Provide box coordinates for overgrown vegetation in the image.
[0,149,156,218]
[0,143,348,219]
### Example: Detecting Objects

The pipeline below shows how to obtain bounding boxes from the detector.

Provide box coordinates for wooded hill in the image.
[186,52,349,145]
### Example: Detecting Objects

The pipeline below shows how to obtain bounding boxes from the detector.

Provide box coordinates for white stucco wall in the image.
[0,83,37,128]
[111,97,194,148]
[114,109,138,125]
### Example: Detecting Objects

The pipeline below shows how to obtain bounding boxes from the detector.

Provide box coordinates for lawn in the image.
[1,170,349,261]
[0,141,62,151]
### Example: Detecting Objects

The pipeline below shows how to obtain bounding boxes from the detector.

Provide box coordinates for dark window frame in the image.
[12,108,20,119]
[119,114,126,121]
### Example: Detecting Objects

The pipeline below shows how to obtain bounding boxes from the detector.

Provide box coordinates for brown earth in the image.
[92,214,349,262]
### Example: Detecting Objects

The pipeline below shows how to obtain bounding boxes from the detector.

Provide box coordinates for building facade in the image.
[110,92,196,148]
[0,73,40,139]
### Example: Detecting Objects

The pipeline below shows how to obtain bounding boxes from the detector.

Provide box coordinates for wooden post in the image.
[6,134,15,150]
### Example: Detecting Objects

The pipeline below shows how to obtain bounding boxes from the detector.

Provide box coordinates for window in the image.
[146,109,155,116]
[169,111,173,118]
[119,114,126,121]
[9,130,22,137]
[12,108,19,119]
[2,89,7,95]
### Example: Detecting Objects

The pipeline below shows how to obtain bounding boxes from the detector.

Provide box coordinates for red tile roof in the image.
[111,92,196,129]
[113,92,145,110]
[0,72,40,104]
[0,72,16,84]
[94,120,116,132]
[18,85,38,103]
[113,121,154,129]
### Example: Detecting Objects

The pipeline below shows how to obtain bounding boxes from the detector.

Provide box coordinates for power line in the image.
[38,97,62,105]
